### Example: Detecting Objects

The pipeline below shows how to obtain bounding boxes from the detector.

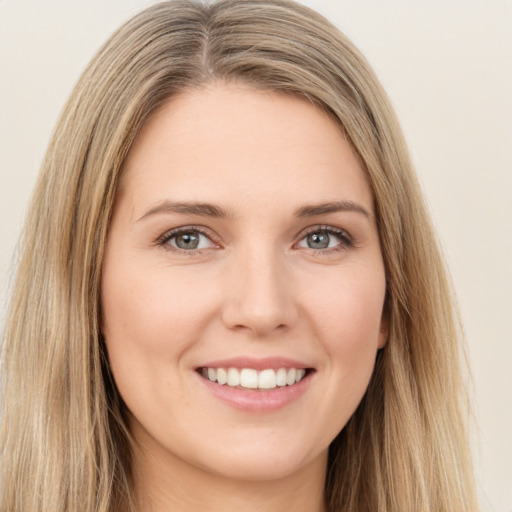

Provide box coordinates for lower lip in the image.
[197,371,313,412]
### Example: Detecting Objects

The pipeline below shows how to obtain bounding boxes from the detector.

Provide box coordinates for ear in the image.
[377,315,389,349]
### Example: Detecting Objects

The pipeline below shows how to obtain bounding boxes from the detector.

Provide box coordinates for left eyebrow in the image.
[294,201,371,219]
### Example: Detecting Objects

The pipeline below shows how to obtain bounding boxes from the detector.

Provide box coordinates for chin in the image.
[189,433,328,483]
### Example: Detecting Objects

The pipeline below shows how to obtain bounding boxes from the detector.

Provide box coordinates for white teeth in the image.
[296,369,306,382]
[201,367,308,389]
[286,368,296,385]
[227,368,240,386]
[276,368,288,386]
[217,367,227,385]
[258,369,276,389]
[240,369,258,389]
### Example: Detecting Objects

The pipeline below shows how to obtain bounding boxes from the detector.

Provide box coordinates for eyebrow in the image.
[294,201,371,219]
[137,199,371,222]
[137,201,230,221]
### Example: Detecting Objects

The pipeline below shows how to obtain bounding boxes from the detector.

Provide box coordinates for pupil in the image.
[176,233,199,250]
[308,232,329,249]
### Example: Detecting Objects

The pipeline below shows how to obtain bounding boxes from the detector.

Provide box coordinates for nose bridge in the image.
[222,240,296,336]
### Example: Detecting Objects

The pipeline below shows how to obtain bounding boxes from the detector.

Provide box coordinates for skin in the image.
[102,82,387,512]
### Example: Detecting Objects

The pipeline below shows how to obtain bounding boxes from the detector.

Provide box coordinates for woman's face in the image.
[101,83,387,483]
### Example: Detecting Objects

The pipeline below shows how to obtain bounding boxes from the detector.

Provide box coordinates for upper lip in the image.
[196,356,313,371]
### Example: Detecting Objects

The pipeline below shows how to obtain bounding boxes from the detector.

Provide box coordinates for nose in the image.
[221,246,298,337]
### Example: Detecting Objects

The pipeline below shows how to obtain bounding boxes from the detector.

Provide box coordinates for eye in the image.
[296,227,352,251]
[158,228,217,252]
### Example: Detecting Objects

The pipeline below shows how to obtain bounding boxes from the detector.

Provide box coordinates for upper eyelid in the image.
[156,225,218,246]
[298,224,353,241]
[295,226,357,255]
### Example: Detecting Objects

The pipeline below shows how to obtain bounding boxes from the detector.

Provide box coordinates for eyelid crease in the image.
[300,224,353,239]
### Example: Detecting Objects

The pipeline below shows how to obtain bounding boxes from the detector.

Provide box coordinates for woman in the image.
[0,1,479,511]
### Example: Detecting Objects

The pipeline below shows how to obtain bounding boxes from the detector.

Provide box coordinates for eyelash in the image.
[299,225,354,255]
[156,225,354,256]
[156,226,216,255]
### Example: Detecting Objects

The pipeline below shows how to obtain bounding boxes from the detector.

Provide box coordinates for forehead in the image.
[120,82,374,218]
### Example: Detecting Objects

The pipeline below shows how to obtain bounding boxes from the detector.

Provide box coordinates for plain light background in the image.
[0,1,511,510]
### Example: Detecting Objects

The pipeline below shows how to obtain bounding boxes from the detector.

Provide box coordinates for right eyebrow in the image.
[136,200,231,222]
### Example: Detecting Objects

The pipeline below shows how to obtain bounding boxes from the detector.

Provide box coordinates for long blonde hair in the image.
[1,1,478,510]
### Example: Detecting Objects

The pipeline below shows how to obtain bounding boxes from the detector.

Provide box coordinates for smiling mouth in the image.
[197,367,313,390]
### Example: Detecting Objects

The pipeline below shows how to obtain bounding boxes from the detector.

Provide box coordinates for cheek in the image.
[101,262,220,372]
[100,263,219,432]
[306,265,386,380]
[309,264,385,337]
